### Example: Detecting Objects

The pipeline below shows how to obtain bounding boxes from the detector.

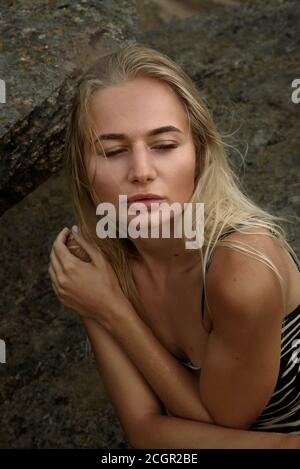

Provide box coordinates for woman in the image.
[48,43,300,448]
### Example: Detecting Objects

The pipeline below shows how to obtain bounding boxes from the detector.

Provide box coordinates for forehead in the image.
[88,76,189,134]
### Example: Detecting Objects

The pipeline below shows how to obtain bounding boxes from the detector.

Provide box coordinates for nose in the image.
[127,144,157,184]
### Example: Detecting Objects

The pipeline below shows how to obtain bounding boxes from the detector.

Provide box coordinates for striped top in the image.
[249,302,300,433]
[168,226,300,433]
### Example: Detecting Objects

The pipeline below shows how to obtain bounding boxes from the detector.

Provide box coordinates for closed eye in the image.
[103,144,178,157]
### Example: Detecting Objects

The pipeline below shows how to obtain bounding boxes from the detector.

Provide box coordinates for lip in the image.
[128,198,166,209]
[127,193,164,203]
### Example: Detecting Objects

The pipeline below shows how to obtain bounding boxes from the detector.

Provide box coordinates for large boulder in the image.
[0,0,137,216]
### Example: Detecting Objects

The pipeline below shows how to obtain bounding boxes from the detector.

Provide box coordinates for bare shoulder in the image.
[205,226,288,326]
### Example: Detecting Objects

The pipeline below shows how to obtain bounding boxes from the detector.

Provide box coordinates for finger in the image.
[48,263,59,295]
[51,280,60,298]
[70,225,99,261]
[55,226,71,246]
[50,247,64,277]
[67,232,92,263]
[53,227,77,265]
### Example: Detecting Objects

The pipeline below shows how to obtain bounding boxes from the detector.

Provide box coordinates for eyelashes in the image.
[102,144,179,158]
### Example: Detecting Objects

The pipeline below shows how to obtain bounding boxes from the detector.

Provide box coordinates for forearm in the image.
[107,298,213,424]
[81,317,165,445]
[135,414,300,449]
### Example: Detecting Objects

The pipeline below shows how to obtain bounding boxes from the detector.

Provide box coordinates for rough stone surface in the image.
[137,0,244,32]
[0,0,137,215]
[1,0,300,449]
[0,170,131,448]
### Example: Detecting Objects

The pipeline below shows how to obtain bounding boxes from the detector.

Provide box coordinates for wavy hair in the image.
[64,42,300,329]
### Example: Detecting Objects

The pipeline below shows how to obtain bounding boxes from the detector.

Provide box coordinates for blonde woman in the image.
[48,43,300,448]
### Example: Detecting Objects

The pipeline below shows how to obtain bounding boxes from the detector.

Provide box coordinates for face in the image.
[85,76,198,232]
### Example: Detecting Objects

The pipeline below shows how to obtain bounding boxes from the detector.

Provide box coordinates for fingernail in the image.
[72,225,79,234]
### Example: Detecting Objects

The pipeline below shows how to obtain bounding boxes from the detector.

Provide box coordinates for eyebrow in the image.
[94,125,183,142]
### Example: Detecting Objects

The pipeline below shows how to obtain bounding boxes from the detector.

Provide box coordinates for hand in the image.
[66,231,92,263]
[48,226,127,330]
[281,434,300,448]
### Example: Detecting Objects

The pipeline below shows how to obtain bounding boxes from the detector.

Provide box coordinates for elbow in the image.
[129,413,160,449]
[124,427,144,449]
[130,438,148,449]
[127,415,151,449]
[214,418,251,430]
[207,408,256,430]
[130,431,152,449]
[124,430,143,449]
[128,437,140,449]
[200,393,259,429]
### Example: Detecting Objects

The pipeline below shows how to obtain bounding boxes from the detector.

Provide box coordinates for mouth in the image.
[127,198,166,208]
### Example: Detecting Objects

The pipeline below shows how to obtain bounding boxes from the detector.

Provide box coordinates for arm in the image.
[81,317,165,447]
[84,310,213,426]
[134,414,300,449]
[199,235,285,428]
[107,296,213,423]
[58,228,213,423]
[82,317,300,449]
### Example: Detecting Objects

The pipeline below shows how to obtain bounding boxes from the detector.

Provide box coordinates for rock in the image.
[0,0,137,216]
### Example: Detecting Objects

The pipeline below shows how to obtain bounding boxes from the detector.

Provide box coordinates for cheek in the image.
[173,154,196,185]
[91,174,113,202]
[87,159,121,204]
[177,170,195,198]
[168,153,196,200]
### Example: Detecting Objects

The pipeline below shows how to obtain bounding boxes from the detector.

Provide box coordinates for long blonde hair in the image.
[64,42,300,325]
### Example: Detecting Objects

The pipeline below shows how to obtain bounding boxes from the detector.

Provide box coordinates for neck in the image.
[130,235,202,287]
